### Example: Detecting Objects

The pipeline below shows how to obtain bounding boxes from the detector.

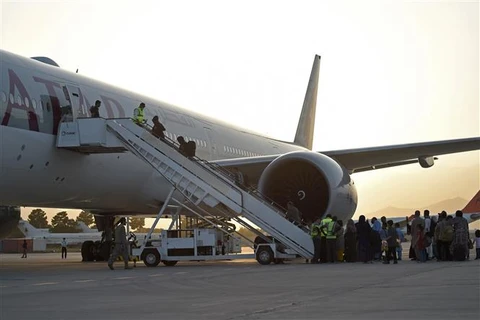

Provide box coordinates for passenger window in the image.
[24,97,30,108]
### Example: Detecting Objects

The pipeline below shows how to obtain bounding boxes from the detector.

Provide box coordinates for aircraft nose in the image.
[0,206,21,238]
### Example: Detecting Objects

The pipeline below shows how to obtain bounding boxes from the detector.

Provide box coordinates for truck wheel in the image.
[143,249,160,267]
[256,247,273,265]
[81,241,95,261]
[162,260,178,267]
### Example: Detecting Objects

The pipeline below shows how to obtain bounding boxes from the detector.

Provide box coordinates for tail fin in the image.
[17,220,43,237]
[462,190,480,213]
[294,55,321,150]
[76,221,97,233]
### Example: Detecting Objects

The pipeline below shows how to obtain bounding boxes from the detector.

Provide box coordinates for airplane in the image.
[0,49,479,261]
[17,219,160,245]
[17,220,102,245]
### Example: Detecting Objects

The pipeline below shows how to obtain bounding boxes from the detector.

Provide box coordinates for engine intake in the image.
[258,151,357,223]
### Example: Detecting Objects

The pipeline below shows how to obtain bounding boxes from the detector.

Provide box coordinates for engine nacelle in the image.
[258,151,358,223]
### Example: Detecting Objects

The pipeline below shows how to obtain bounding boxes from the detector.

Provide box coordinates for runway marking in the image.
[113,277,134,280]
[148,274,163,277]
[174,272,188,275]
[33,282,58,286]
[0,285,8,288]
[74,280,96,283]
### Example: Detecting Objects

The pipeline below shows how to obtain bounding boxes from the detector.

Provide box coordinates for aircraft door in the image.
[203,127,217,160]
[61,85,82,121]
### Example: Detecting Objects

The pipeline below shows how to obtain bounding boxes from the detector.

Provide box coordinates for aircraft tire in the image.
[96,242,111,261]
[81,241,95,261]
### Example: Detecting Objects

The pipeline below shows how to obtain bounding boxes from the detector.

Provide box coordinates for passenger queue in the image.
[308,209,479,264]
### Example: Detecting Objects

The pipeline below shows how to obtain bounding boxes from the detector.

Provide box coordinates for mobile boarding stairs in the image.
[56,117,314,266]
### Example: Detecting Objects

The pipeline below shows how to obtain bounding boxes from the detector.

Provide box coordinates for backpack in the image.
[440,225,454,242]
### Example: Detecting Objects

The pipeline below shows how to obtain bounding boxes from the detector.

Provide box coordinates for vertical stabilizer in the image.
[462,190,480,213]
[294,55,321,150]
[18,220,43,237]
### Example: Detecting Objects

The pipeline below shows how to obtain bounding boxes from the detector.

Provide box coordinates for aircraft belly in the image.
[0,126,165,213]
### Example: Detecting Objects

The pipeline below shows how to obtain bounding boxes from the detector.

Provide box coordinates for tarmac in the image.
[0,250,479,320]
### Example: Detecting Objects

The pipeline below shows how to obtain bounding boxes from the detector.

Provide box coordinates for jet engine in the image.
[258,151,358,223]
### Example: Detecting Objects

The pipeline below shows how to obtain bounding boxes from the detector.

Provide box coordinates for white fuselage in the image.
[0,50,304,214]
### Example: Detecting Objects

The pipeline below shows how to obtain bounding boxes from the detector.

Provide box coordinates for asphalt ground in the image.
[1,250,479,320]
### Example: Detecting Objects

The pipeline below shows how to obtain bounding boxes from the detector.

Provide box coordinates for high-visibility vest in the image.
[311,223,320,238]
[320,218,332,238]
[133,107,145,124]
[326,221,337,239]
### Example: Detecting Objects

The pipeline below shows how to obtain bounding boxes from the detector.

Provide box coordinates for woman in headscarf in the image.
[355,215,372,263]
[344,219,357,262]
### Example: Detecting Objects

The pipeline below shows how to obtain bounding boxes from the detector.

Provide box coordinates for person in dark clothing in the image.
[344,219,357,262]
[21,240,28,258]
[177,136,188,156]
[151,116,166,139]
[186,141,196,158]
[90,100,101,118]
[355,215,372,263]
[383,220,398,264]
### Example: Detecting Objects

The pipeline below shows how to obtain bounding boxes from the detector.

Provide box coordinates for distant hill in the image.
[365,197,468,219]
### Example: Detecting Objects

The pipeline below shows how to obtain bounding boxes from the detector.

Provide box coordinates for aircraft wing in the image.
[213,137,480,184]
[323,137,480,172]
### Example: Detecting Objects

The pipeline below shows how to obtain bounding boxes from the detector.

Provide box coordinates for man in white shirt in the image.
[61,238,68,259]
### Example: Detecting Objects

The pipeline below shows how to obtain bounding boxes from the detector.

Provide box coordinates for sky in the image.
[1,0,479,225]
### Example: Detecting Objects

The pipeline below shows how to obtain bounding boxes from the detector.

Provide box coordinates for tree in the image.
[28,209,49,228]
[50,211,80,233]
[129,217,145,231]
[76,211,95,228]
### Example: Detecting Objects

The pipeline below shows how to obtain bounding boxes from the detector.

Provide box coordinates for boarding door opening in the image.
[61,85,83,122]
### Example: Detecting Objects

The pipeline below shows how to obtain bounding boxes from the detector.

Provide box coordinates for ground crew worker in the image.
[310,219,322,264]
[61,238,67,259]
[133,102,146,125]
[325,216,338,263]
[107,217,132,270]
[319,214,332,263]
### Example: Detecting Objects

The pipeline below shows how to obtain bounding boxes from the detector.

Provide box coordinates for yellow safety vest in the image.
[134,107,144,124]
[320,218,332,238]
[311,223,320,238]
[326,221,337,239]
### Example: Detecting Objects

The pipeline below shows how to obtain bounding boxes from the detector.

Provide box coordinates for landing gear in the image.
[82,215,114,262]
[81,241,95,261]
